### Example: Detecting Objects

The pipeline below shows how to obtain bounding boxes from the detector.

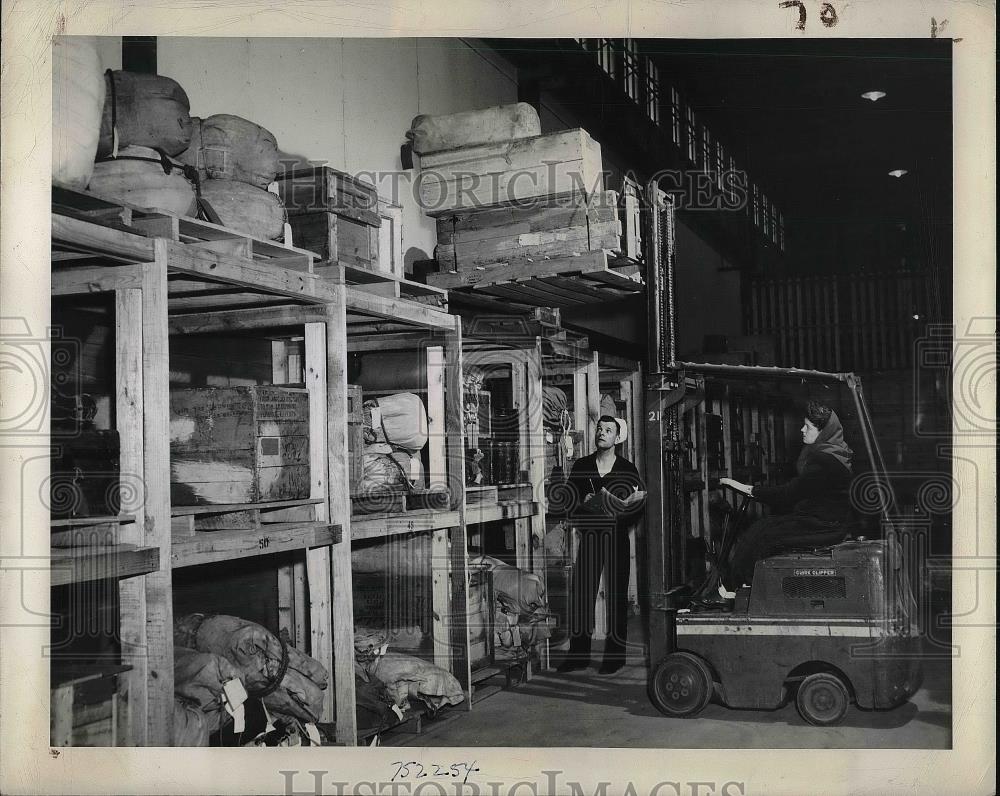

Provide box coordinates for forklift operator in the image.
[719,401,855,591]
[558,416,646,674]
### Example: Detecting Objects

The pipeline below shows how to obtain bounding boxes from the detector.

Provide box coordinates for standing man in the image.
[558,416,646,674]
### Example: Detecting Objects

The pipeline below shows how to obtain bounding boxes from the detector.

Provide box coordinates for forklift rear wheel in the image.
[796,672,850,726]
[648,652,714,718]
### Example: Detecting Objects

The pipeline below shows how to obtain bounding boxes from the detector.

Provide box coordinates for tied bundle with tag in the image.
[173,646,247,741]
[175,613,328,723]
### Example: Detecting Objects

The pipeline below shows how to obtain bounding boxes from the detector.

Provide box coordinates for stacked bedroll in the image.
[409,105,622,271]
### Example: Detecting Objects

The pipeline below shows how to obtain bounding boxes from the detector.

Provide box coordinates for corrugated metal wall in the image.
[749,271,936,372]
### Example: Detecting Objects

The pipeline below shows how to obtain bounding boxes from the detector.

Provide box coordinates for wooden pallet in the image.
[50,543,160,587]
[50,514,136,547]
[465,485,499,506]
[497,484,534,503]
[170,498,324,533]
[52,185,315,273]
[427,250,643,307]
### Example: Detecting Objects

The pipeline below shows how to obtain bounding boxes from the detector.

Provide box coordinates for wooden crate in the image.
[289,211,379,271]
[417,128,604,215]
[435,191,622,271]
[275,165,381,224]
[51,665,130,747]
[347,384,364,494]
[169,386,310,506]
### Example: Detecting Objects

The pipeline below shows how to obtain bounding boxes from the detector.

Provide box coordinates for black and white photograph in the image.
[0,2,995,795]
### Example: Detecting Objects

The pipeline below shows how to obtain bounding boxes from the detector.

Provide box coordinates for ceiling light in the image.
[862,90,886,102]
[888,169,909,178]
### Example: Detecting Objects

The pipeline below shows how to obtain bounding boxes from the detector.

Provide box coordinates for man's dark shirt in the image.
[565,452,645,533]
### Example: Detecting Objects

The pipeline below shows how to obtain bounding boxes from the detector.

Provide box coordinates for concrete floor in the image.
[394,620,952,749]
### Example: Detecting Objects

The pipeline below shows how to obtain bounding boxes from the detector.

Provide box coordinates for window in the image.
[779,211,786,251]
[622,39,641,103]
[701,125,712,172]
[597,39,617,80]
[751,184,760,225]
[761,194,770,238]
[770,204,779,245]
[686,107,698,162]
[645,58,660,124]
[670,87,682,146]
[715,142,726,188]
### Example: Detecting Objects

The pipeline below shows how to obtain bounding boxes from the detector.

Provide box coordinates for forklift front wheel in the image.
[648,652,714,718]
[795,672,850,726]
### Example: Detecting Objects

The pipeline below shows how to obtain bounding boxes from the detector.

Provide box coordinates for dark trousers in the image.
[728,515,849,586]
[567,526,631,661]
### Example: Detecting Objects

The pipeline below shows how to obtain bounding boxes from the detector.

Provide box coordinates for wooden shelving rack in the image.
[50,187,470,747]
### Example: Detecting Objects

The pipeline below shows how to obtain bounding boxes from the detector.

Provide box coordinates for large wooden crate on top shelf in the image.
[417,128,604,216]
[435,191,622,271]
[169,386,310,506]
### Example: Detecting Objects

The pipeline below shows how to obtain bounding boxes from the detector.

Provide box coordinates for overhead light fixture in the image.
[888,169,909,178]
[861,90,887,102]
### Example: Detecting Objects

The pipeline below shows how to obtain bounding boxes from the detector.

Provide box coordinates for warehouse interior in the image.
[48,36,953,749]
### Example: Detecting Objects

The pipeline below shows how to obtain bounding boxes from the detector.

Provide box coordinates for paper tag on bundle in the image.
[304,723,322,746]
[222,678,249,733]
[378,643,388,656]
[391,704,405,721]
[369,406,383,436]
[261,701,275,734]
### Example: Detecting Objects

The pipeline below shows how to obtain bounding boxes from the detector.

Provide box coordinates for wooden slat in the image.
[114,287,148,746]
[168,305,324,335]
[52,263,147,296]
[445,328,471,705]
[350,510,462,541]
[170,522,339,568]
[323,298,357,745]
[163,241,333,303]
[304,321,335,725]
[142,244,174,746]
[170,498,322,516]
[53,214,155,262]
[50,545,160,587]
[344,287,456,330]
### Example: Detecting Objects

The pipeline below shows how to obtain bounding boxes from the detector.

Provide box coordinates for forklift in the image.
[640,191,923,726]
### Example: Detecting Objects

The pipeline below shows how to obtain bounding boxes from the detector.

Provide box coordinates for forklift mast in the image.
[642,184,686,666]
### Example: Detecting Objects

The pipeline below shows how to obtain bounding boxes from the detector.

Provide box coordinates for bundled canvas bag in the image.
[471,554,547,614]
[407,102,541,155]
[179,114,281,188]
[88,145,198,216]
[174,646,244,735]
[173,698,210,746]
[174,613,328,723]
[365,652,465,712]
[98,70,194,157]
[363,393,428,452]
[198,179,286,240]
[52,36,105,190]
